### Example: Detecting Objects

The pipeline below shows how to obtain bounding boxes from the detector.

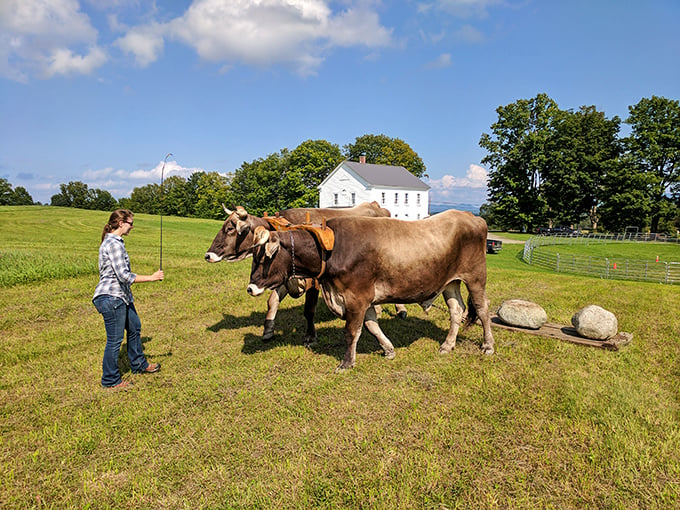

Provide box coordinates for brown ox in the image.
[247,210,495,370]
[204,202,404,343]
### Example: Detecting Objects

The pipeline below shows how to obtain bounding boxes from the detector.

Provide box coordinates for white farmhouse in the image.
[318,157,430,220]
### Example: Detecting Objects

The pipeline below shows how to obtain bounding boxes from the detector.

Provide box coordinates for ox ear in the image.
[265,238,280,258]
[236,219,250,235]
[253,226,270,246]
[235,206,248,220]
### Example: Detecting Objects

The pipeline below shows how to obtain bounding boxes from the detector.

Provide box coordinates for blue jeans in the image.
[93,296,149,387]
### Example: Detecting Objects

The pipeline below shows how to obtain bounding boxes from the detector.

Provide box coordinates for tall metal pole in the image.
[160,153,173,271]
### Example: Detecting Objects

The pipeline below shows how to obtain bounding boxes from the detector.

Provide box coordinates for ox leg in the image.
[363,305,396,360]
[337,309,367,371]
[439,281,465,355]
[466,281,495,355]
[302,287,319,346]
[263,286,288,341]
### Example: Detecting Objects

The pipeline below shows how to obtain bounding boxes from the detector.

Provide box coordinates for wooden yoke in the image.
[263,212,335,277]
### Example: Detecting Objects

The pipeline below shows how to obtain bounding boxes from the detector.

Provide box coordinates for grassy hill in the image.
[1,206,679,509]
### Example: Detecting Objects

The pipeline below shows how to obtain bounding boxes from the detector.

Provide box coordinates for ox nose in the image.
[247,284,264,296]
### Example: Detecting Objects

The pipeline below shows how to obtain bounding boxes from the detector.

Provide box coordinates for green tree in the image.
[0,178,12,205]
[285,139,343,207]
[598,158,652,232]
[229,151,290,216]
[193,171,230,219]
[50,181,90,208]
[160,175,192,217]
[0,179,34,205]
[479,93,560,231]
[623,95,680,232]
[127,183,160,214]
[344,134,427,178]
[542,106,621,231]
[87,189,118,211]
[10,186,34,205]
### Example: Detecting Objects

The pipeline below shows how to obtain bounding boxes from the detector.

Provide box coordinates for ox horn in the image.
[235,206,248,220]
[253,226,270,246]
[222,203,233,216]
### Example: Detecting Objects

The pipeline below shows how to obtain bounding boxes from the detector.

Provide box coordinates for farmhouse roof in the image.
[338,160,430,190]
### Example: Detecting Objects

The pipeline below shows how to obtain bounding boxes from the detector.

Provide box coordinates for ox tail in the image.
[462,293,478,331]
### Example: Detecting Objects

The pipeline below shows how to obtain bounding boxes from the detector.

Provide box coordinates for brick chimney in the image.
[359,155,366,164]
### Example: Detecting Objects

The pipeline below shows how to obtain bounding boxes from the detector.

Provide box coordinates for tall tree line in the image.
[1,178,35,205]
[480,94,680,233]
[43,134,423,220]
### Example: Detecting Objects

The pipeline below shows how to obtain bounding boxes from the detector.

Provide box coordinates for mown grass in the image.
[1,206,679,509]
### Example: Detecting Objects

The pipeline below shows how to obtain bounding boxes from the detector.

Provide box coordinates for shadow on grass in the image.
[207,304,487,363]
[116,336,170,374]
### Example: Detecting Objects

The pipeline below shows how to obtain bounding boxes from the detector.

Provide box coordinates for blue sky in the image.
[1,0,678,206]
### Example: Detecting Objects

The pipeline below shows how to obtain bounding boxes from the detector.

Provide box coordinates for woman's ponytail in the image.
[101,209,133,242]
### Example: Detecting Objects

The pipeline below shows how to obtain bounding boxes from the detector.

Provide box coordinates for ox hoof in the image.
[303,336,318,348]
[397,310,408,320]
[384,349,396,360]
[482,345,495,355]
[262,320,275,342]
[335,363,354,372]
[438,346,453,355]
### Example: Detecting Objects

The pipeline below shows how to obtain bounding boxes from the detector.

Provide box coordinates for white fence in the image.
[522,234,680,285]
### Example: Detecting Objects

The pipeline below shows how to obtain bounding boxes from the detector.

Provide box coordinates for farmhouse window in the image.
[333,193,338,206]
[394,193,398,205]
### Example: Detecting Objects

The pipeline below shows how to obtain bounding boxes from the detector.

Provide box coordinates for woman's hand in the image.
[134,270,164,283]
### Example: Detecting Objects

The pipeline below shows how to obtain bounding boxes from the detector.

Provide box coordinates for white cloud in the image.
[117,0,393,75]
[423,52,451,69]
[432,0,502,18]
[454,24,484,43]
[115,23,165,67]
[427,164,489,203]
[44,46,107,77]
[82,159,209,198]
[2,0,394,79]
[0,0,105,80]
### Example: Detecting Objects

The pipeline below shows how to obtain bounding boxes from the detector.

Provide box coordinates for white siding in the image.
[318,163,430,220]
[374,187,430,220]
[318,167,371,208]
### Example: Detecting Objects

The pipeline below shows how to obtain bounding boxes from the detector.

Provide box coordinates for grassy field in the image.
[536,239,680,263]
[1,206,679,509]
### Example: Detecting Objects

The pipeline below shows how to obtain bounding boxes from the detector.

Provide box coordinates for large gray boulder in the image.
[497,299,548,330]
[571,305,618,340]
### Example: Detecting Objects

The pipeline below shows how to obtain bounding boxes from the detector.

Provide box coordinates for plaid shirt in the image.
[93,233,137,304]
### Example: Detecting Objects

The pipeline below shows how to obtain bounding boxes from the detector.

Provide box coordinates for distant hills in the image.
[429,203,481,215]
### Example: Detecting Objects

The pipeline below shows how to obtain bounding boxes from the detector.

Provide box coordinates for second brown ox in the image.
[247,209,495,370]
[205,201,405,343]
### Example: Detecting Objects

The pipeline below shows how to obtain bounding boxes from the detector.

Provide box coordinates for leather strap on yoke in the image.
[263,212,335,277]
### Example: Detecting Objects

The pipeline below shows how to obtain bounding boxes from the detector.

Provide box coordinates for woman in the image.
[93,209,164,389]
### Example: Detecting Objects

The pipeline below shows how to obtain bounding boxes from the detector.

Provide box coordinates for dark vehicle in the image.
[486,239,502,254]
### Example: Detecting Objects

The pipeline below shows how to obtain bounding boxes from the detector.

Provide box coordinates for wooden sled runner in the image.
[489,314,633,351]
